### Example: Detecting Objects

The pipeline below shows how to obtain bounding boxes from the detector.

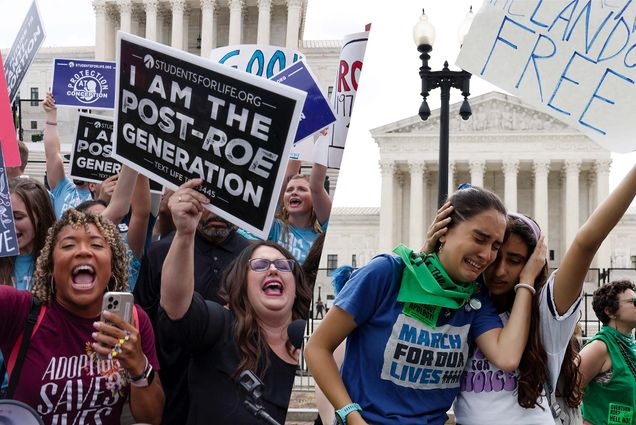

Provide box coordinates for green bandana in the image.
[393,244,478,329]
[601,325,636,370]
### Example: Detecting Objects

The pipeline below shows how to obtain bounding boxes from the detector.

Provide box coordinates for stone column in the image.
[533,159,550,241]
[503,159,519,212]
[118,0,133,33]
[379,161,396,253]
[469,160,486,188]
[93,0,108,60]
[396,172,405,244]
[200,0,216,57]
[257,0,272,45]
[105,9,118,60]
[595,159,612,268]
[564,159,581,250]
[144,0,159,41]
[228,0,244,45]
[447,161,456,200]
[182,6,191,50]
[286,0,302,48]
[157,7,166,44]
[170,0,186,49]
[409,162,426,250]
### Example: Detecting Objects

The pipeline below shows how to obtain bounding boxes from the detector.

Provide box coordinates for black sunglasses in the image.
[248,258,295,272]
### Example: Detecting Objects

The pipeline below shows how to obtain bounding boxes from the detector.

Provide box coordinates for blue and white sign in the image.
[52,59,116,109]
[271,59,336,143]
[210,44,304,79]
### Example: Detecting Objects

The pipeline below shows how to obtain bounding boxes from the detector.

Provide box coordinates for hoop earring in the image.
[107,276,119,291]
[49,275,55,295]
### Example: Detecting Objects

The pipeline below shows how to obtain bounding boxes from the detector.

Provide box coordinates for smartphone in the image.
[100,292,134,324]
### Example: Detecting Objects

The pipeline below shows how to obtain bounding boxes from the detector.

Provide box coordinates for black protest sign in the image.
[70,113,163,193]
[0,149,19,257]
[3,0,46,103]
[113,33,305,238]
[70,114,121,183]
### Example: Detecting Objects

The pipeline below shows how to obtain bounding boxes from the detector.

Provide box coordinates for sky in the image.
[1,0,635,208]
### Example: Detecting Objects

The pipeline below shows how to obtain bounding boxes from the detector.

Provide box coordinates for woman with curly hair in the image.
[0,177,56,290]
[0,208,164,424]
[159,179,311,425]
[580,280,636,425]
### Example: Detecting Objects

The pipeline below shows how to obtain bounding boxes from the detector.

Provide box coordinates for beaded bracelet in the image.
[514,283,536,295]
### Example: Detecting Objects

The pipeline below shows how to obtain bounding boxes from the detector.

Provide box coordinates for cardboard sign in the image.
[113,33,306,238]
[3,0,46,104]
[210,44,304,78]
[52,59,116,109]
[0,149,20,257]
[0,54,19,168]
[271,59,336,143]
[309,30,369,168]
[70,113,162,193]
[457,1,636,153]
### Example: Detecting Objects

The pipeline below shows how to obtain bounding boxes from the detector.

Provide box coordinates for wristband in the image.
[514,283,536,295]
[45,121,57,126]
[335,403,362,425]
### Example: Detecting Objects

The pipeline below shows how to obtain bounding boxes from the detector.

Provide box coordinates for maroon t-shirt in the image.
[0,286,159,425]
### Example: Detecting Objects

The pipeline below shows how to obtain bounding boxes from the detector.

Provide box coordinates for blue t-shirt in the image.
[50,176,92,218]
[335,254,502,425]
[116,223,142,292]
[13,254,35,291]
[239,218,327,264]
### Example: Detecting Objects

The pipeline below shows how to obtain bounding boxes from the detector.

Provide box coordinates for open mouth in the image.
[262,279,284,296]
[288,198,302,207]
[464,258,484,273]
[71,264,97,291]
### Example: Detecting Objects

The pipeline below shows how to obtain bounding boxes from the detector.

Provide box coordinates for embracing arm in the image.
[475,235,547,371]
[309,163,332,225]
[159,179,208,320]
[42,92,65,190]
[305,307,367,425]
[554,164,636,314]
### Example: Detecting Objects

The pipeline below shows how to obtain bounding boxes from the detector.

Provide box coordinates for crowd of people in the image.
[0,92,634,425]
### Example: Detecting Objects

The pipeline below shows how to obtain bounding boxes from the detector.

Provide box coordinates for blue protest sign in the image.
[271,59,336,143]
[3,0,46,104]
[52,59,116,109]
[0,149,19,258]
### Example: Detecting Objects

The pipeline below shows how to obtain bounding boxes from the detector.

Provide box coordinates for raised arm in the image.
[554,164,636,314]
[159,179,209,320]
[309,163,332,225]
[578,340,610,388]
[102,165,139,225]
[127,174,151,259]
[305,307,367,425]
[42,92,65,190]
[475,235,547,371]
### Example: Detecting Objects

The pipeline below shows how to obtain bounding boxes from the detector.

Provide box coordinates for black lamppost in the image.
[414,8,474,207]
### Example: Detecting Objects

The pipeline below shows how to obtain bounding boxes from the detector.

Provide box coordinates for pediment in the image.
[374,92,571,136]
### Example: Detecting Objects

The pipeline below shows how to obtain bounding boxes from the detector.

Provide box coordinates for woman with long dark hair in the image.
[158,178,312,424]
[305,186,546,425]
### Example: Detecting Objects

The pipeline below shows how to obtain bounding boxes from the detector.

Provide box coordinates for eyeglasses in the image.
[248,258,295,272]
[619,297,636,307]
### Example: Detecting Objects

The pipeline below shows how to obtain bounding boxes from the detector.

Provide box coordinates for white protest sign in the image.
[309,30,369,168]
[210,44,304,78]
[113,32,306,239]
[457,1,636,152]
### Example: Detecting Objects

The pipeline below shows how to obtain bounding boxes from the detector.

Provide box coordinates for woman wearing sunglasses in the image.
[579,280,636,425]
[157,179,312,425]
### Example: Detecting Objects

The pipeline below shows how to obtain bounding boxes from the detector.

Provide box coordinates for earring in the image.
[107,276,119,291]
[438,243,444,254]
[49,275,55,295]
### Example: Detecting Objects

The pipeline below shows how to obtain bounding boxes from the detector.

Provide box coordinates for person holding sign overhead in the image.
[42,93,93,217]
[305,186,545,425]
[158,178,311,424]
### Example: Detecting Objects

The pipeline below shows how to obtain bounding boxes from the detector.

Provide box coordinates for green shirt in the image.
[582,326,636,425]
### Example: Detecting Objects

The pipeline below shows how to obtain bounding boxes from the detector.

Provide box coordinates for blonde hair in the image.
[278,174,322,235]
[31,209,129,304]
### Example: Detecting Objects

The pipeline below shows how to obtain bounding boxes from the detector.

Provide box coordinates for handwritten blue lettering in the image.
[516,33,556,101]
[481,16,537,75]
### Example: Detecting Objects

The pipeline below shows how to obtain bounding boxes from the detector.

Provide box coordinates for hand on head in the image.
[518,233,547,288]
[168,179,210,236]
[422,201,453,254]
[92,310,146,377]
[98,174,119,202]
